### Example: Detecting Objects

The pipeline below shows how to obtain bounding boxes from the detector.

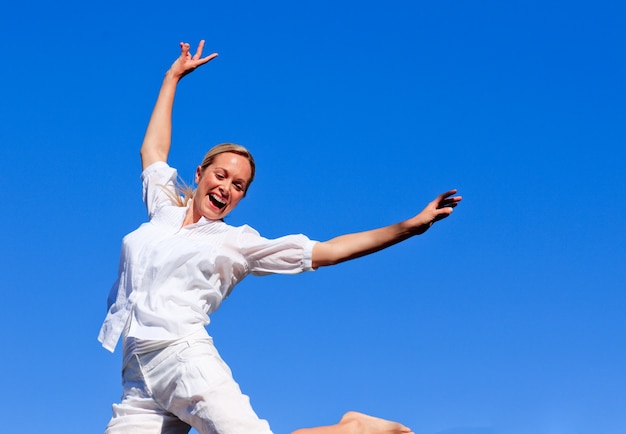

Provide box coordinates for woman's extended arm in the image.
[140,41,218,170]
[311,189,462,268]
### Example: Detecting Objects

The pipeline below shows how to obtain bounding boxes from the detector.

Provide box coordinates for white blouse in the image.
[98,162,316,352]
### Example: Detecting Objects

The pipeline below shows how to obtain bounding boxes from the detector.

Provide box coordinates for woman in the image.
[99,40,461,434]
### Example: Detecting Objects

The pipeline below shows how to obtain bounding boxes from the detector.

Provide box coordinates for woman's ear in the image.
[195,166,203,184]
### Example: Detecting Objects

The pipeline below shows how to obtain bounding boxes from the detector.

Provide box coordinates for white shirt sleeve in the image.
[237,225,317,276]
[141,161,180,219]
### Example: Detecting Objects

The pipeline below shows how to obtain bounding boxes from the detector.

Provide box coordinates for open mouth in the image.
[209,194,226,210]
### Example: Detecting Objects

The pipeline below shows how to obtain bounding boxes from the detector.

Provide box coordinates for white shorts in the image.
[105,337,273,434]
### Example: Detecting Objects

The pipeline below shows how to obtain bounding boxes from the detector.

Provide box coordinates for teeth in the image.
[210,194,226,208]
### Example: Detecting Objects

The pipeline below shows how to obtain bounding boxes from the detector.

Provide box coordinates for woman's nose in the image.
[219,182,230,197]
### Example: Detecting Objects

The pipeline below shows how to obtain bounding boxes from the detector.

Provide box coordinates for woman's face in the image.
[192,152,253,221]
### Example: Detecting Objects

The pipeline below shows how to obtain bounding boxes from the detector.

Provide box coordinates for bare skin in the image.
[292,412,414,434]
[140,40,217,171]
[311,188,461,268]
[141,41,462,270]
[137,40,457,434]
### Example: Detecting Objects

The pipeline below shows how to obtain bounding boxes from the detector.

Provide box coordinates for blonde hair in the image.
[166,143,256,207]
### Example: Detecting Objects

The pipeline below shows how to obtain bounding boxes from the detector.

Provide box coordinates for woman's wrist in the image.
[163,69,183,83]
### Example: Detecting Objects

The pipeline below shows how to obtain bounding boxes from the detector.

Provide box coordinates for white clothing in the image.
[105,336,272,434]
[99,161,316,433]
[98,161,316,352]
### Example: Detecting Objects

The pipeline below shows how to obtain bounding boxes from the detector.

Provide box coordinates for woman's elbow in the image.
[311,242,345,268]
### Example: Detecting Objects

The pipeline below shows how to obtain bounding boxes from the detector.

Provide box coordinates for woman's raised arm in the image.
[140,41,218,170]
[312,189,462,268]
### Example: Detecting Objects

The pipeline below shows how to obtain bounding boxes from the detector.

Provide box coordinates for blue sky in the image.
[1,1,625,433]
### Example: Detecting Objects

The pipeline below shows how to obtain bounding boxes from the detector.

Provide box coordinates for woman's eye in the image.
[215,173,225,179]
[234,183,244,192]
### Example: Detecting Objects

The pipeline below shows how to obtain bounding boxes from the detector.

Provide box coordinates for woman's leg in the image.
[104,355,191,434]
[291,412,413,434]
[142,339,272,434]
[110,342,410,434]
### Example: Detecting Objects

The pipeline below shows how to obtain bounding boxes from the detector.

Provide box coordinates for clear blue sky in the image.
[1,1,625,433]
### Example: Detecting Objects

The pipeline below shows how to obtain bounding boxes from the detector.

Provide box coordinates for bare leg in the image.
[291,411,413,434]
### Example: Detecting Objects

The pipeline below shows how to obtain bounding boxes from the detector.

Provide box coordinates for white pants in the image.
[105,338,273,434]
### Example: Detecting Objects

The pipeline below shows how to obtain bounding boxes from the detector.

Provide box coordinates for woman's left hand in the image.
[408,189,462,235]
[312,189,462,268]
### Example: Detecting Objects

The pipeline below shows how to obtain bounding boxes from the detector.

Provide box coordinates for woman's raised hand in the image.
[167,40,218,81]
[140,40,217,170]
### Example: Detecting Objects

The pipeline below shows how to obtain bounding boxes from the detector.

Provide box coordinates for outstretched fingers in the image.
[435,189,462,210]
[171,40,218,79]
[426,189,461,223]
[189,39,218,66]
[193,39,204,58]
